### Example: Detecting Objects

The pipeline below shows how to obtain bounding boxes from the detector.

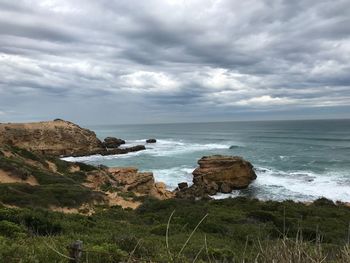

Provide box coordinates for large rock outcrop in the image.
[0,119,103,156]
[107,167,174,200]
[176,155,256,199]
[0,119,145,157]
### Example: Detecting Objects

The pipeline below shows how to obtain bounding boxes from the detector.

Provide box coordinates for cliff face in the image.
[0,119,104,156]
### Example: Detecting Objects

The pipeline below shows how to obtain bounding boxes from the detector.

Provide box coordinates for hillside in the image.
[0,144,170,211]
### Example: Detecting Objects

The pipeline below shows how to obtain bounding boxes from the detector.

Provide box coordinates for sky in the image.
[0,0,349,124]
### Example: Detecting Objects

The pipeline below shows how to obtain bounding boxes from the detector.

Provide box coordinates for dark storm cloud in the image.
[0,0,349,124]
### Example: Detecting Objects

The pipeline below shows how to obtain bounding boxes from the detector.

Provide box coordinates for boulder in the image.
[176,155,256,199]
[193,155,256,189]
[103,137,125,148]
[146,139,157,143]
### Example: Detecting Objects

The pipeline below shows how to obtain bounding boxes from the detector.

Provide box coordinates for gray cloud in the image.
[0,0,349,124]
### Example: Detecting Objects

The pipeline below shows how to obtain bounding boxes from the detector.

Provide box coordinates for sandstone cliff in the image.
[0,119,103,156]
[0,119,145,157]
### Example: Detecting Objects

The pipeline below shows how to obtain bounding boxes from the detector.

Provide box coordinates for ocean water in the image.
[63,119,350,202]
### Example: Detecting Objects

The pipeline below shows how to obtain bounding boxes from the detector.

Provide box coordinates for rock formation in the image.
[103,137,125,148]
[0,119,103,156]
[0,119,145,157]
[106,167,173,200]
[99,145,146,156]
[176,155,256,199]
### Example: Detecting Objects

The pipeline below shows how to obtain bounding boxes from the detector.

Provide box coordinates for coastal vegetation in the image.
[0,197,349,262]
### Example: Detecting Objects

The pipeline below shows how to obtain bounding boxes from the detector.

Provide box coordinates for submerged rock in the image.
[176,155,256,199]
[146,139,157,143]
[229,145,239,149]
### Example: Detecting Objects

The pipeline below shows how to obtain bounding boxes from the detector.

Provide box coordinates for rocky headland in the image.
[0,119,145,157]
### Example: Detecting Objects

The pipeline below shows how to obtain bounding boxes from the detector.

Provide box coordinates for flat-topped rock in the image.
[176,155,257,199]
[193,155,257,189]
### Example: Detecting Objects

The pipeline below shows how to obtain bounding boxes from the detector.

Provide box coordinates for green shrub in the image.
[247,210,277,223]
[0,220,26,237]
[313,198,335,207]
[89,243,128,262]
[23,213,62,236]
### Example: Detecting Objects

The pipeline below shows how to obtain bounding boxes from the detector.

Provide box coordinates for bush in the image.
[0,220,26,237]
[313,198,335,207]
[247,210,277,223]
[23,213,62,236]
[89,243,128,262]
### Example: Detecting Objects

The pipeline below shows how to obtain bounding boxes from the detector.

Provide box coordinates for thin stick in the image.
[204,234,211,263]
[166,210,176,261]
[192,245,204,263]
[127,239,142,263]
[177,213,208,258]
[242,235,249,262]
[283,206,286,240]
[43,239,74,260]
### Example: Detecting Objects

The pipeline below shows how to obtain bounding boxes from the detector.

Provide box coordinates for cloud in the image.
[0,0,349,123]
[235,95,296,106]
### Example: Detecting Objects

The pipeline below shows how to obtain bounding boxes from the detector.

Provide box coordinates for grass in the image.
[0,197,348,262]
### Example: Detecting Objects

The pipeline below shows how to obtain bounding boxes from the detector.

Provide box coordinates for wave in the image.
[61,150,145,163]
[152,165,350,202]
[245,167,349,202]
[120,139,231,156]
[251,135,350,142]
[61,138,233,162]
[151,166,195,190]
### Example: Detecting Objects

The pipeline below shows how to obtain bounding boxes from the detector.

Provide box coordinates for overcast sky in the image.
[0,0,349,124]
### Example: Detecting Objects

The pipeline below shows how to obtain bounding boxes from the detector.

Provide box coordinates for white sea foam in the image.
[212,167,350,202]
[143,139,230,157]
[152,166,195,190]
[62,139,231,162]
[61,150,145,162]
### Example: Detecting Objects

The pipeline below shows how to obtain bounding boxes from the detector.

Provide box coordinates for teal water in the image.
[63,119,350,202]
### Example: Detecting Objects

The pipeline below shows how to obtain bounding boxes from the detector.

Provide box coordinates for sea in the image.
[63,119,350,202]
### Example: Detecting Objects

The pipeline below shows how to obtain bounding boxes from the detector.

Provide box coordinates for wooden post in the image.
[67,240,83,263]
